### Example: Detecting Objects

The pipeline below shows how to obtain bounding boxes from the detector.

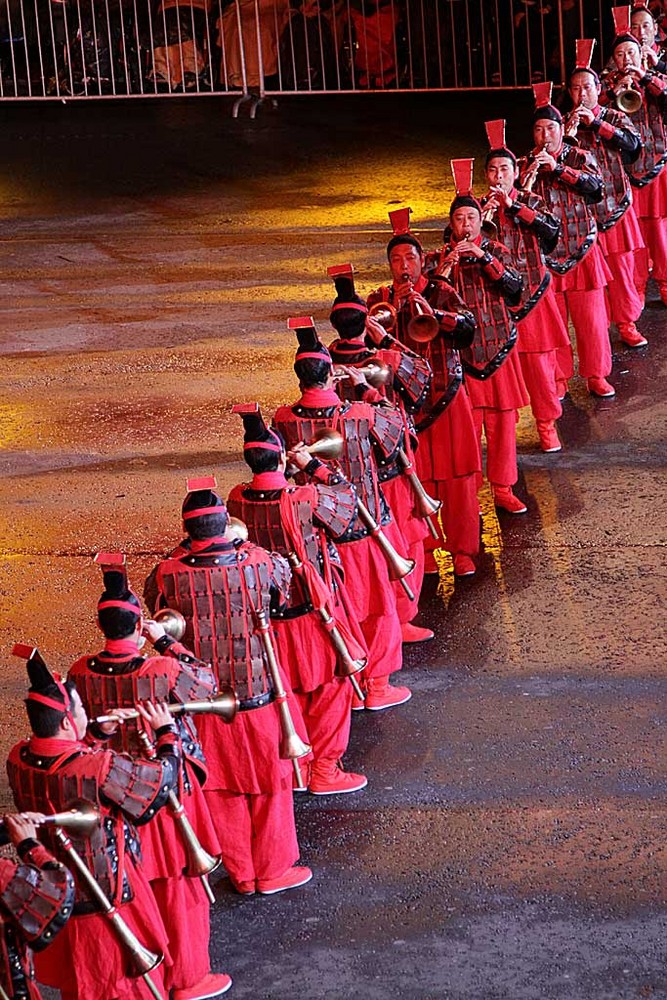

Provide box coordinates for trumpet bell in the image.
[227,516,249,543]
[368,300,397,332]
[408,312,440,343]
[616,86,642,114]
[307,428,344,461]
[44,799,101,838]
[154,608,187,642]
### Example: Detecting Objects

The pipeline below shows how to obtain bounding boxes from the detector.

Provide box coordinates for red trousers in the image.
[636,216,667,288]
[382,476,427,623]
[337,535,402,681]
[295,676,352,763]
[424,472,480,560]
[519,350,562,422]
[205,785,299,885]
[472,407,520,488]
[632,170,667,288]
[554,287,611,379]
[150,876,211,991]
[598,213,644,323]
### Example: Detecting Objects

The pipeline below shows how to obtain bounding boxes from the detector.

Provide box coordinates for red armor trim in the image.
[577,107,635,231]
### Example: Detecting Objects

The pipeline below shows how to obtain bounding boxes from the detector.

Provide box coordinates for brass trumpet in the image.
[94,690,239,726]
[563,103,583,138]
[480,201,499,240]
[137,730,221,904]
[406,296,440,344]
[52,803,164,1000]
[522,142,546,193]
[154,607,186,641]
[332,362,392,389]
[397,447,441,539]
[251,606,311,788]
[305,429,416,598]
[368,300,397,332]
[614,77,643,114]
[0,800,100,845]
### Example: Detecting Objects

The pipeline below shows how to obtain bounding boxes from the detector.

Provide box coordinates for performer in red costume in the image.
[0,811,74,1000]
[227,403,368,794]
[567,39,646,347]
[327,262,437,618]
[148,478,312,897]
[518,82,611,398]
[425,161,529,515]
[482,119,570,454]
[8,645,180,1000]
[273,318,411,710]
[602,5,667,306]
[365,212,481,577]
[68,554,231,1000]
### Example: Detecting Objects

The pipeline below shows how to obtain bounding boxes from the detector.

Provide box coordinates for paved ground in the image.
[0,93,665,999]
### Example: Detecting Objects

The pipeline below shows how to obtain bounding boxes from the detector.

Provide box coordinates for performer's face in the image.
[451,207,481,240]
[389,244,423,284]
[614,41,642,72]
[631,11,657,46]
[569,71,600,109]
[485,157,518,193]
[69,690,89,741]
[533,119,563,153]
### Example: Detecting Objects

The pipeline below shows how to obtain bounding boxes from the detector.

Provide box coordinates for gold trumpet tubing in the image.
[286,552,366,702]
[367,300,397,332]
[94,692,238,726]
[53,829,163,999]
[253,607,311,787]
[397,447,441,539]
[137,731,220,904]
[354,498,416,600]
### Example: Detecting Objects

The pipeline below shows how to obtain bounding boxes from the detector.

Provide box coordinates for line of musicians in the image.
[2,4,665,998]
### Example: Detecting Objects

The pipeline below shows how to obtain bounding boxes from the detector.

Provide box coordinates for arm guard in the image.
[553,146,603,202]
[593,112,642,162]
[100,747,180,826]
[370,405,404,464]
[392,350,432,412]
[151,638,218,701]
[313,480,358,539]
[507,192,560,254]
[0,852,74,951]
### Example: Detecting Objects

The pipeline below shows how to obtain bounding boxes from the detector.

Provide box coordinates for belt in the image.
[238,689,275,712]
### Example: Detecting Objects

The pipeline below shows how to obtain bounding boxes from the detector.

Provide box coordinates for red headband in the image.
[330,302,368,314]
[183,505,224,520]
[243,440,282,452]
[97,598,141,615]
[296,351,332,362]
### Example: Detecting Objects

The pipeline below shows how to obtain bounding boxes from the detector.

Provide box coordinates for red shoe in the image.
[536,420,562,453]
[618,322,647,348]
[173,972,233,999]
[309,760,368,795]
[256,865,313,895]
[453,554,476,577]
[365,678,412,711]
[230,878,256,895]
[556,378,569,401]
[492,486,528,514]
[587,377,616,398]
[401,622,434,643]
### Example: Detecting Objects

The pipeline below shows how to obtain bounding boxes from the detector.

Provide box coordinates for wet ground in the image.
[0,93,665,999]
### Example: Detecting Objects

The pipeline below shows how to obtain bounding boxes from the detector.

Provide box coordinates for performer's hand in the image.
[642,44,658,68]
[534,149,557,172]
[393,276,414,301]
[575,105,595,126]
[365,314,387,345]
[487,188,511,210]
[286,442,313,471]
[136,700,173,732]
[4,813,43,844]
[455,240,485,260]
[406,290,434,314]
[339,364,369,387]
[98,707,137,735]
[142,619,167,645]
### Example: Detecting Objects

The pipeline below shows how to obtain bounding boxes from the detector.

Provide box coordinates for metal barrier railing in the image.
[0,0,619,101]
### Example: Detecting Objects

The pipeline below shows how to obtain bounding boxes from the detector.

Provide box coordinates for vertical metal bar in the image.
[315,3,326,91]
[329,0,341,90]
[88,0,103,92]
[102,0,117,93]
[479,0,487,86]
[202,0,216,90]
[16,0,33,94]
[301,1,312,90]
[450,0,458,89]
[32,0,47,94]
[509,0,518,86]
[557,0,566,86]
[115,0,131,92]
[493,0,502,86]
[418,0,428,88]
[217,0,231,90]
[4,0,19,94]
[434,0,443,87]
[129,0,145,93]
[45,0,62,94]
[235,0,248,93]
[144,0,159,91]
[345,0,355,91]
[157,0,173,90]
[253,0,264,97]
[464,0,472,86]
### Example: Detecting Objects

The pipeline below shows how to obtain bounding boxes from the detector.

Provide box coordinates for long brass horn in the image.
[252,606,311,787]
[0,800,101,846]
[397,447,442,539]
[406,297,440,344]
[137,730,221,904]
[94,690,239,726]
[287,552,366,702]
[51,803,164,1000]
[615,80,642,114]
[368,300,397,332]
[299,429,416,598]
